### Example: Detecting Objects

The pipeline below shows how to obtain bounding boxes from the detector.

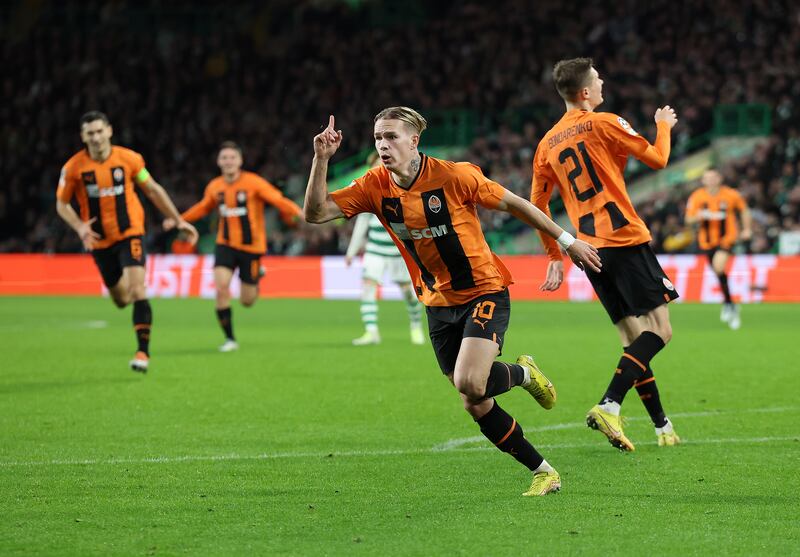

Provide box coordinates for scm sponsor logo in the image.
[410,224,448,240]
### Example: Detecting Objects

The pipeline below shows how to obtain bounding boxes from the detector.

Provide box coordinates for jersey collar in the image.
[390,153,427,191]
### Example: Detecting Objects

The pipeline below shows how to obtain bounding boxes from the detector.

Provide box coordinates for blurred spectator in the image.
[1,0,798,254]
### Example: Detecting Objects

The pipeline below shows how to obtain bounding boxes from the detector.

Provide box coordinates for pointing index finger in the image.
[328,115,335,130]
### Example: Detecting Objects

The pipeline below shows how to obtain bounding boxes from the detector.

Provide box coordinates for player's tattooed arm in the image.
[497,190,602,273]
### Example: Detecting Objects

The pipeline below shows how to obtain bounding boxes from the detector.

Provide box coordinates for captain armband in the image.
[134,168,151,184]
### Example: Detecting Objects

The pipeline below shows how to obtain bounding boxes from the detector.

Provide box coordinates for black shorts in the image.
[585,243,679,324]
[91,236,145,288]
[214,244,262,285]
[426,288,511,375]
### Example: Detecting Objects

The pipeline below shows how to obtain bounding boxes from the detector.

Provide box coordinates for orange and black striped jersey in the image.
[181,171,302,254]
[686,185,746,250]
[57,146,150,250]
[331,154,513,307]
[531,109,672,260]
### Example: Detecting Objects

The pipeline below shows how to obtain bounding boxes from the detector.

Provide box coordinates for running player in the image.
[685,169,752,329]
[345,155,424,346]
[305,108,602,496]
[169,141,302,352]
[531,58,681,450]
[56,111,198,372]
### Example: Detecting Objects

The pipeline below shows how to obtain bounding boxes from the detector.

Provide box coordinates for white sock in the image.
[655,418,674,435]
[599,401,621,416]
[533,459,555,474]
[521,366,532,387]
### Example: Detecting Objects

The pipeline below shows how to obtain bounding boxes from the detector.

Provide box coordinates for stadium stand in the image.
[1,0,798,255]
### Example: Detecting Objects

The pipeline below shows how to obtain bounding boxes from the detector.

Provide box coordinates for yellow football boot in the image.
[522,470,561,496]
[516,354,556,410]
[586,404,635,452]
[658,431,681,446]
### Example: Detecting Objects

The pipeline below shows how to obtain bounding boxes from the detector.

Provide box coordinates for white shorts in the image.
[362,252,410,284]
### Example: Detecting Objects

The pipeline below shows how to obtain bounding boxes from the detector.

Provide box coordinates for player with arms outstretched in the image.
[685,169,752,329]
[56,111,198,372]
[531,58,681,450]
[305,108,601,496]
[169,141,302,352]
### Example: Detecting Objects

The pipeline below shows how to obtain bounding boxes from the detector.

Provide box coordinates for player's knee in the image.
[111,295,128,309]
[454,375,486,402]
[657,322,673,344]
[241,296,257,308]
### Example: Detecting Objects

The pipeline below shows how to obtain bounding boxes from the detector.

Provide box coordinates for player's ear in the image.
[411,134,419,149]
[108,125,114,138]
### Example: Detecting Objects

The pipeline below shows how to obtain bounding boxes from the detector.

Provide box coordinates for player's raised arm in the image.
[496,189,602,273]
[638,107,677,169]
[139,176,199,245]
[304,115,345,223]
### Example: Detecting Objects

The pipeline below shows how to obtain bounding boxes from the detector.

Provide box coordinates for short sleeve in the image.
[330,176,375,218]
[598,114,652,158]
[56,163,77,203]
[455,163,506,209]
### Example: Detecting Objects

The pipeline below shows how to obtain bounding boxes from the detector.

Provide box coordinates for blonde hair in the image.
[374,106,427,135]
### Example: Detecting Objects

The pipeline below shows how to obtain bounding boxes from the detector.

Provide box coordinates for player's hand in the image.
[313,115,343,160]
[176,219,199,246]
[741,228,753,241]
[654,105,678,129]
[77,218,101,251]
[162,217,177,231]
[566,239,602,273]
[345,255,353,267]
[539,260,565,292]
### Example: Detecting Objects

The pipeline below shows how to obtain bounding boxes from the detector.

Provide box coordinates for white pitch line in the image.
[0,435,797,469]
[432,405,800,451]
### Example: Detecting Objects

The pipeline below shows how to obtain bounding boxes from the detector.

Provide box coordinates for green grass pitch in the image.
[1,296,798,555]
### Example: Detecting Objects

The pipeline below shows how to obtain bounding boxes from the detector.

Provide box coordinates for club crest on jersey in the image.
[618,117,638,136]
[662,277,675,291]
[428,195,442,214]
[113,168,124,182]
[237,191,247,203]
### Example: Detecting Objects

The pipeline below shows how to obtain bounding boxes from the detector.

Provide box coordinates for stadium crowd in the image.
[1,0,798,255]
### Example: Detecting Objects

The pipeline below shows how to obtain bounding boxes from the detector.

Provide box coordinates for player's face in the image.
[701,170,723,188]
[586,67,604,108]
[217,148,243,175]
[374,119,419,173]
[80,120,112,155]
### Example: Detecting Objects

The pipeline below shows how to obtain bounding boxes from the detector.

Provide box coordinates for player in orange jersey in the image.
[686,169,752,329]
[168,141,302,352]
[305,108,601,496]
[531,58,681,451]
[56,111,198,373]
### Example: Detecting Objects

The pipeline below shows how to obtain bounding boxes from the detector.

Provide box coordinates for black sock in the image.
[216,307,234,340]
[476,401,544,471]
[483,362,526,398]
[601,331,666,405]
[635,366,667,427]
[717,273,733,304]
[132,300,152,355]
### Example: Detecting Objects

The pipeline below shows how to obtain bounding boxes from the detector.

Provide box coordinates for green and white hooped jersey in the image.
[347,213,401,259]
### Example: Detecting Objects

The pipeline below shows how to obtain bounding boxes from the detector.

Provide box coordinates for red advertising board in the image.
[1,254,798,302]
